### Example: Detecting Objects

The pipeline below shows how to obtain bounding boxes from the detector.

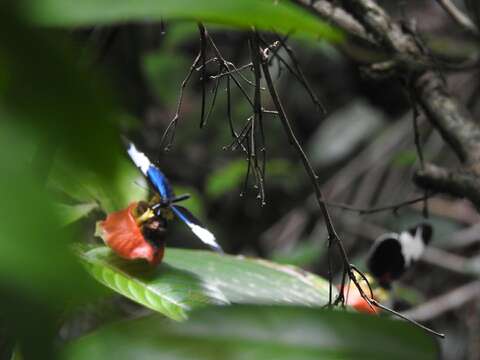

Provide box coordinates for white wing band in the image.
[127,142,151,175]
[189,223,222,251]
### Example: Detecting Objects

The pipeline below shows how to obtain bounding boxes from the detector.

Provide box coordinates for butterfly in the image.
[126,141,223,253]
[367,222,432,288]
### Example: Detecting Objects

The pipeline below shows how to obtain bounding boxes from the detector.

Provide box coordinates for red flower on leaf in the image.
[98,203,165,265]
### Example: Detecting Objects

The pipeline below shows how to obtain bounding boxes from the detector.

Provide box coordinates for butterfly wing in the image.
[147,167,175,200]
[126,142,174,200]
[407,222,433,245]
[170,205,223,253]
[367,234,405,288]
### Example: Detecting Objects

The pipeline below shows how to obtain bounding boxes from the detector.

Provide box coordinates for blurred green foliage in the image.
[391,150,418,167]
[206,160,247,199]
[62,306,438,360]
[207,159,297,199]
[0,3,140,358]
[272,241,324,267]
[48,153,148,214]
[55,203,99,226]
[21,0,342,41]
[143,52,190,106]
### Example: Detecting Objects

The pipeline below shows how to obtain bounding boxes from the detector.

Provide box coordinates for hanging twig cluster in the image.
[160,23,444,338]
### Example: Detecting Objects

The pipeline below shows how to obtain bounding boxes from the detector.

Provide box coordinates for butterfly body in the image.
[367,223,432,288]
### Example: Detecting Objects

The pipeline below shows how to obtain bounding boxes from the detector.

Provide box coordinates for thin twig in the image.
[258,36,352,305]
[195,57,218,70]
[411,103,425,168]
[198,24,207,129]
[227,116,253,152]
[207,34,254,107]
[250,33,267,205]
[210,63,253,79]
[325,193,433,214]
[344,261,444,338]
[274,34,327,114]
[350,264,374,298]
[160,52,201,150]
[202,63,222,128]
[371,299,445,338]
[409,99,430,218]
[224,77,248,154]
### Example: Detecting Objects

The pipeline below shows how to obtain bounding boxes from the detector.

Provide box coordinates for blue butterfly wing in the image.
[126,141,174,200]
[147,167,175,200]
[171,205,223,253]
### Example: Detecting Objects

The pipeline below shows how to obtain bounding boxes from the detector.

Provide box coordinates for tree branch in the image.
[435,0,479,36]
[298,0,480,207]
[294,0,374,43]
[414,164,480,210]
[344,0,480,166]
[402,281,480,321]
[414,72,480,166]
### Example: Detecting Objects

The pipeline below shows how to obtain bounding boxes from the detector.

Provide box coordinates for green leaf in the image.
[143,52,190,106]
[49,155,149,214]
[55,203,99,226]
[21,0,343,41]
[77,246,332,321]
[61,306,439,360]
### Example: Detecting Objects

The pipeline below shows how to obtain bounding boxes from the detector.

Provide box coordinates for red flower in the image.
[98,203,164,265]
[339,280,379,315]
[344,285,378,314]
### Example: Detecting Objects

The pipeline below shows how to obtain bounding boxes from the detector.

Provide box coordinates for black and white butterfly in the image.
[126,141,223,253]
[367,223,432,288]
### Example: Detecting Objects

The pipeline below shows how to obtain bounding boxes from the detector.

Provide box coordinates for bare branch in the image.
[293,0,374,43]
[414,164,480,210]
[402,281,480,321]
[435,0,479,36]
[333,0,480,208]
[318,1,480,166]
[414,72,480,166]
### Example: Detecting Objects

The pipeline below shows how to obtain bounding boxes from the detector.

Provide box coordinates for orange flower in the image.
[338,273,387,315]
[342,283,378,314]
[98,203,164,265]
